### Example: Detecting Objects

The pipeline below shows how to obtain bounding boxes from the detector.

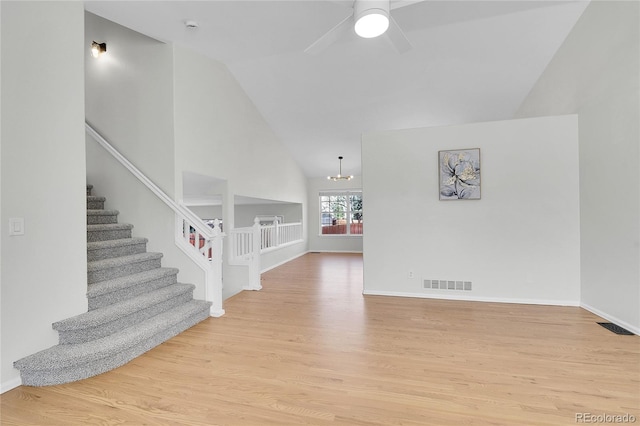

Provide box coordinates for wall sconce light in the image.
[91,41,107,58]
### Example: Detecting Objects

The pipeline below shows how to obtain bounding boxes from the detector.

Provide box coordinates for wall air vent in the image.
[423,279,472,291]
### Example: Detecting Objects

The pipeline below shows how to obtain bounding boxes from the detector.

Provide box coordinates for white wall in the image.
[307,176,364,253]
[172,46,308,297]
[234,203,302,228]
[516,1,639,332]
[362,115,580,305]
[187,205,223,221]
[0,0,3,391]
[85,13,205,300]
[173,47,308,208]
[85,12,175,196]
[1,1,86,391]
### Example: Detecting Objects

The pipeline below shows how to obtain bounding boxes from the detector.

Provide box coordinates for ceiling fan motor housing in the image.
[354,0,390,38]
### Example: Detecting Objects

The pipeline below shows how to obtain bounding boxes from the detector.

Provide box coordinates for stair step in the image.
[87,237,148,262]
[88,267,179,310]
[87,209,120,225]
[14,300,212,386]
[13,184,218,387]
[55,283,196,344]
[87,196,106,210]
[88,252,162,284]
[87,223,133,242]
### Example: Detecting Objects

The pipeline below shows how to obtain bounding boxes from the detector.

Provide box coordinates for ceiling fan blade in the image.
[304,14,353,55]
[326,0,354,7]
[386,15,411,53]
[389,0,424,10]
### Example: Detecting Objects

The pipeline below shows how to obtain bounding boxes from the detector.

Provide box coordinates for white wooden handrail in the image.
[260,220,302,252]
[228,218,262,291]
[85,123,213,239]
[86,122,225,317]
[228,217,303,290]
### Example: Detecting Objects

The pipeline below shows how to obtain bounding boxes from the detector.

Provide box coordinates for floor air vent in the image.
[597,322,634,335]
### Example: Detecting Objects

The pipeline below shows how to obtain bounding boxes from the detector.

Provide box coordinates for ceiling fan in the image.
[304,0,423,54]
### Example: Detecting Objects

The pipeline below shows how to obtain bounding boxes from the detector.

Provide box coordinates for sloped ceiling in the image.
[85,0,589,178]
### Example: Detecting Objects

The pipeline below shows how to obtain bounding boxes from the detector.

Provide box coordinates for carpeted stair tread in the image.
[87,237,148,262]
[87,237,148,251]
[87,223,133,242]
[14,300,212,384]
[56,285,198,344]
[54,283,195,331]
[87,223,133,232]
[87,252,162,272]
[87,267,178,298]
[87,209,120,225]
[16,301,211,386]
[16,300,211,369]
[87,209,119,216]
[86,196,106,206]
[13,184,216,386]
[87,268,180,310]
[87,252,163,284]
[87,223,134,242]
[87,196,106,210]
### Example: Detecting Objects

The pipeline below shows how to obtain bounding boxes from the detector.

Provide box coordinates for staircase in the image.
[13,185,212,386]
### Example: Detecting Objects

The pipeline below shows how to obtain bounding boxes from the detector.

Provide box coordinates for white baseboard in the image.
[580,302,639,335]
[261,251,310,273]
[1,377,22,394]
[242,284,262,291]
[308,250,363,254]
[362,289,580,307]
[209,308,226,318]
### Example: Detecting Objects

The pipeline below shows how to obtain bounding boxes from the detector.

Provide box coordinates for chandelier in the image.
[327,156,354,181]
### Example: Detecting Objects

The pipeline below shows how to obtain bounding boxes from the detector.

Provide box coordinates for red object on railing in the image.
[189,233,212,258]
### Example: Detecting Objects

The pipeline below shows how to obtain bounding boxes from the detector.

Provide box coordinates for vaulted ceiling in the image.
[84,0,589,178]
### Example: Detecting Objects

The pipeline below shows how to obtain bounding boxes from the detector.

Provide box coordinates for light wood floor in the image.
[2,253,638,425]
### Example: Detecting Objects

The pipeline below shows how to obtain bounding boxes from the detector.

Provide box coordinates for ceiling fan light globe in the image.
[355,11,389,38]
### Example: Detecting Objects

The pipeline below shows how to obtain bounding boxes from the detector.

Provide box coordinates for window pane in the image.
[319,192,361,236]
[350,195,363,234]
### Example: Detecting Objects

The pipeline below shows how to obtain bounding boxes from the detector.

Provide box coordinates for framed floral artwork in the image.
[438,148,481,200]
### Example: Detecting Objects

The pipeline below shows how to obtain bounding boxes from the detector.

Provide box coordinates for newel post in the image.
[208,219,225,316]
[248,217,262,290]
[273,217,280,248]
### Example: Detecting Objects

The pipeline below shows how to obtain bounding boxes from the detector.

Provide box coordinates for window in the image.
[319,191,363,235]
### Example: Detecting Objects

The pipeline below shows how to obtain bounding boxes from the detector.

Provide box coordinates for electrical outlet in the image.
[408,271,414,279]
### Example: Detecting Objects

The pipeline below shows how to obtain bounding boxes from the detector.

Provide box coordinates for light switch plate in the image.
[9,218,25,236]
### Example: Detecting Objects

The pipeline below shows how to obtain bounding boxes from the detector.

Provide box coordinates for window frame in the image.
[318,190,363,237]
